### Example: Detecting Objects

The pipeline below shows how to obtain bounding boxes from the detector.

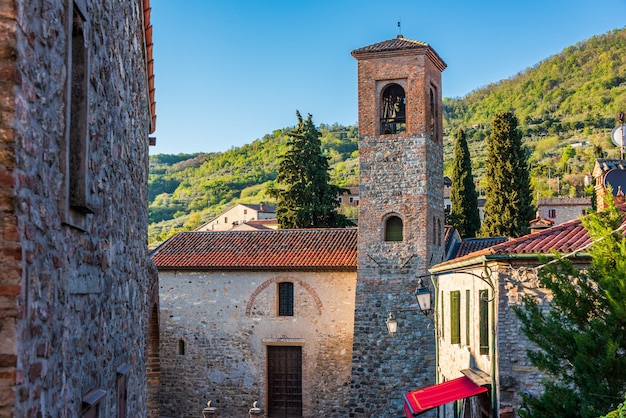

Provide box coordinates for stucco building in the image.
[0,1,159,416]
[195,203,277,232]
[401,168,626,418]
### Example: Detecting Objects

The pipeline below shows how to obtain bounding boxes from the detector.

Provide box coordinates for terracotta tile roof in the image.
[151,228,357,271]
[351,35,446,71]
[435,206,626,268]
[351,35,429,55]
[142,0,156,133]
[241,203,276,213]
[593,158,626,178]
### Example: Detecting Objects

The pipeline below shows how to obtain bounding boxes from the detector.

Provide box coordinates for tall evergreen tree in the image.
[481,112,534,237]
[515,198,626,418]
[267,111,353,229]
[449,128,481,238]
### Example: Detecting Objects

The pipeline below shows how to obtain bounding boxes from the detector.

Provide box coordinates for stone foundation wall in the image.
[349,277,436,417]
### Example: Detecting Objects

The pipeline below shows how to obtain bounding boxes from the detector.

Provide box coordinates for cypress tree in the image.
[515,198,626,417]
[267,111,353,229]
[449,128,481,237]
[481,112,534,237]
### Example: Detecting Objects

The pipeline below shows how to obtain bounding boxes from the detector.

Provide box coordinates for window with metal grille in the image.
[479,290,489,355]
[267,346,302,417]
[450,291,461,344]
[278,282,294,316]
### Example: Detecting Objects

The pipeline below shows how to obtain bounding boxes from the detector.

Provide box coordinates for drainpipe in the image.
[485,261,498,417]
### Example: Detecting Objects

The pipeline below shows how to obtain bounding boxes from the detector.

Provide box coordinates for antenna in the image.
[612,112,625,160]
[397,20,402,37]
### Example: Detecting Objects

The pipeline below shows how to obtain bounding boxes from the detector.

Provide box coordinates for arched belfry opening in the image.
[381,83,406,134]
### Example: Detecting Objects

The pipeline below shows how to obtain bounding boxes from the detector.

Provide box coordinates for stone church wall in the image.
[158,270,356,418]
[0,1,157,416]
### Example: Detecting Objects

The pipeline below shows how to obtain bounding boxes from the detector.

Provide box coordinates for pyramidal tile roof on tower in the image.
[351,35,429,55]
[351,35,447,70]
[150,228,358,271]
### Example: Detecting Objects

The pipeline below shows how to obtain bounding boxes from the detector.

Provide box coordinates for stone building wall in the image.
[158,269,356,418]
[0,2,20,415]
[435,263,560,417]
[350,40,445,417]
[496,265,552,414]
[0,1,157,416]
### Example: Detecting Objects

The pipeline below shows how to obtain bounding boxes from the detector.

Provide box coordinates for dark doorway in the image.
[267,346,303,417]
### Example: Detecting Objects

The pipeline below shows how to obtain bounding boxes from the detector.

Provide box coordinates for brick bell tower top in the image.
[351,34,447,138]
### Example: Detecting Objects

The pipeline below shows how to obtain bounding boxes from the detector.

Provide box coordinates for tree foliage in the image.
[515,198,626,418]
[481,112,534,237]
[266,111,353,229]
[449,128,481,237]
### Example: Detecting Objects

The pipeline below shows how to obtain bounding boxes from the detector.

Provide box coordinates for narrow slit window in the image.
[68,3,90,212]
[178,339,185,356]
[278,282,294,316]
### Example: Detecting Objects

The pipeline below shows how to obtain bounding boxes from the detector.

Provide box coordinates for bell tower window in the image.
[381,84,406,135]
[384,215,403,241]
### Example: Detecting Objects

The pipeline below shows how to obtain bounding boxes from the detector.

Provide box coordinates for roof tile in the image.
[151,228,357,271]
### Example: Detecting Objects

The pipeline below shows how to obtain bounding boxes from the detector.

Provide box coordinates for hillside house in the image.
[151,229,357,417]
[195,203,276,231]
[0,1,159,417]
[536,197,591,225]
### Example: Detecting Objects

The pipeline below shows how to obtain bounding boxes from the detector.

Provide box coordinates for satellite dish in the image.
[611,125,625,147]
[604,168,626,196]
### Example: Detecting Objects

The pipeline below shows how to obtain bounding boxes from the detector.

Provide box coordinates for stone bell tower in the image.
[348,35,446,416]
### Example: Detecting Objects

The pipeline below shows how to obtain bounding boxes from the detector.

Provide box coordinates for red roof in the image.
[351,35,446,71]
[404,376,488,416]
[142,0,156,133]
[436,206,626,268]
[151,229,357,271]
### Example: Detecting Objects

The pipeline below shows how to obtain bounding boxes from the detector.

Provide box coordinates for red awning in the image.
[403,376,488,417]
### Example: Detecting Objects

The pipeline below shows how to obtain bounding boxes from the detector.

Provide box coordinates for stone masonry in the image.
[158,270,356,418]
[349,37,446,417]
[0,0,158,416]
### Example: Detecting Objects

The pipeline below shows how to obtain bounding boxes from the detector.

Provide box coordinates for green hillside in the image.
[148,124,358,246]
[149,27,626,247]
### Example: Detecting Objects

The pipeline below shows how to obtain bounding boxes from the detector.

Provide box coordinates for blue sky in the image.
[150,0,626,155]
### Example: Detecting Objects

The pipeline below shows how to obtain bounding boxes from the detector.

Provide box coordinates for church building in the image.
[151,34,448,417]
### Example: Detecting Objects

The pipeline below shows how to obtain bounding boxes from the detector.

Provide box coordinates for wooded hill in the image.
[148,27,626,247]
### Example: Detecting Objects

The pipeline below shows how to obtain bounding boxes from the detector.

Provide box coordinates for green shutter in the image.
[465,290,470,346]
[450,291,460,344]
[479,290,489,355]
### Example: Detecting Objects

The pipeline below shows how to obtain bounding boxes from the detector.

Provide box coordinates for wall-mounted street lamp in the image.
[386,267,495,336]
[386,279,433,336]
[413,279,432,314]
[386,312,398,336]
